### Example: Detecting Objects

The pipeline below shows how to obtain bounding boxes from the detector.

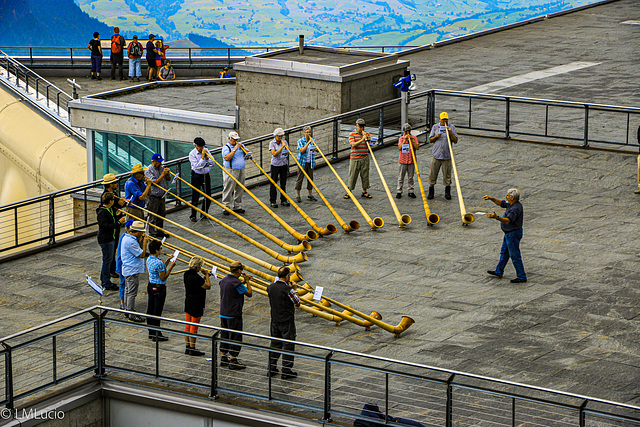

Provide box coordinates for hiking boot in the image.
[396,193,402,199]
[229,359,246,370]
[188,348,205,356]
[220,355,229,367]
[281,370,298,380]
[408,193,416,199]
[281,200,290,207]
[445,186,452,200]
[427,186,434,200]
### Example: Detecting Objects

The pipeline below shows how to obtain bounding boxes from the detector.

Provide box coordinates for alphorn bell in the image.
[124,209,305,276]
[285,137,360,233]
[365,139,411,228]
[444,125,474,225]
[153,182,309,263]
[203,150,319,242]
[235,143,337,237]
[169,171,310,253]
[407,135,439,226]
[313,144,384,230]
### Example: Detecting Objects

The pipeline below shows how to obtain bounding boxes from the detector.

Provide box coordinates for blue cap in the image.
[152,153,164,162]
[125,220,134,229]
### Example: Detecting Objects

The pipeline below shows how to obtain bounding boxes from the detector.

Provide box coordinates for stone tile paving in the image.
[1,133,640,406]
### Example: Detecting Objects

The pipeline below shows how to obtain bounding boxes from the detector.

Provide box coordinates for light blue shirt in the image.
[147,256,167,285]
[121,233,145,277]
[189,147,214,175]
[222,143,246,170]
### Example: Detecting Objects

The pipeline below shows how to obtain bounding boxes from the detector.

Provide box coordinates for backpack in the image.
[111,35,123,54]
[129,42,142,58]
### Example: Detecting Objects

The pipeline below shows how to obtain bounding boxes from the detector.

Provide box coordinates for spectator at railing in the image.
[146,34,159,82]
[158,60,175,81]
[110,27,126,81]
[88,32,102,80]
[127,35,144,82]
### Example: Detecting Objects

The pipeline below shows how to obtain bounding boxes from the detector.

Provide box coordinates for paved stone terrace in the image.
[1,133,639,406]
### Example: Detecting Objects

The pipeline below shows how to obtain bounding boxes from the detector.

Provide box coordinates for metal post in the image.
[511,397,515,426]
[400,91,408,128]
[332,119,339,159]
[544,104,549,137]
[70,48,74,66]
[48,195,56,245]
[90,310,107,377]
[579,400,588,427]
[446,373,455,427]
[14,209,18,246]
[3,343,14,409]
[505,97,510,139]
[176,163,183,205]
[378,107,384,146]
[322,351,334,422]
[155,336,160,378]
[299,35,305,54]
[583,105,589,147]
[30,47,33,67]
[52,335,58,384]
[188,48,192,67]
[468,96,472,128]
[384,373,389,423]
[227,49,231,68]
[210,331,220,399]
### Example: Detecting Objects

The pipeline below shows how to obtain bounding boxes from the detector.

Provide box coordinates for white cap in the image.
[273,128,285,136]
[228,131,240,140]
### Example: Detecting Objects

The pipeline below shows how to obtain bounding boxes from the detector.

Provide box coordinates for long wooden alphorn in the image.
[313,144,384,230]
[365,138,411,228]
[286,137,359,233]
[235,143,337,237]
[153,182,308,263]
[169,171,310,253]
[203,150,319,241]
[407,135,439,226]
[445,126,474,225]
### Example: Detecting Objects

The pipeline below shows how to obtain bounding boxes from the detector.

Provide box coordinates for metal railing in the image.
[2,88,640,260]
[1,306,640,426]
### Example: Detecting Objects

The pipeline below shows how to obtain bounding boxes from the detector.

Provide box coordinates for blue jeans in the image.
[495,228,526,280]
[129,58,142,77]
[91,55,102,74]
[99,241,115,286]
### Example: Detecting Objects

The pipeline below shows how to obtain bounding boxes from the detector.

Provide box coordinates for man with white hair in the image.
[269,128,290,208]
[484,189,527,283]
[221,131,247,214]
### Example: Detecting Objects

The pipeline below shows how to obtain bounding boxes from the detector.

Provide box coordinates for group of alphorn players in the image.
[96,112,487,340]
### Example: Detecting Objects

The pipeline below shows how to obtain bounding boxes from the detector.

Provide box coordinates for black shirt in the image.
[184,269,207,317]
[501,200,523,233]
[219,274,245,318]
[267,280,296,324]
[89,39,102,56]
[96,206,122,244]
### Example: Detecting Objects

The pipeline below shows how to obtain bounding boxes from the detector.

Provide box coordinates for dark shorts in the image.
[146,57,155,68]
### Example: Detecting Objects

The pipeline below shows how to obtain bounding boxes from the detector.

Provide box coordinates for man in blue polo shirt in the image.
[484,188,527,283]
[121,220,148,322]
[124,163,152,221]
[221,131,247,214]
[218,260,253,370]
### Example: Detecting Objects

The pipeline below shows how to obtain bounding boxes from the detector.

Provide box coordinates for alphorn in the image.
[365,140,411,228]
[234,144,337,237]
[169,171,310,253]
[445,126,475,225]
[285,138,360,233]
[313,144,384,230]
[124,209,305,275]
[203,151,319,241]
[162,244,365,326]
[408,136,439,225]
[153,182,309,263]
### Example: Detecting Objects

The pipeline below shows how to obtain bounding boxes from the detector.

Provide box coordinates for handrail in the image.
[1,305,640,425]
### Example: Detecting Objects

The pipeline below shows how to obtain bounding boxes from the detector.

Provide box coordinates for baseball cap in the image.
[228,131,240,140]
[356,118,365,126]
[273,128,285,136]
[230,261,244,270]
[440,112,449,120]
[151,153,164,162]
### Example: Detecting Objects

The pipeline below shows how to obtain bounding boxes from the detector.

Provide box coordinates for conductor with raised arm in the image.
[484,189,527,283]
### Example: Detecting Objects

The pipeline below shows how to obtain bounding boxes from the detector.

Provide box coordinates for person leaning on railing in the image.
[87,31,103,80]
[96,192,125,291]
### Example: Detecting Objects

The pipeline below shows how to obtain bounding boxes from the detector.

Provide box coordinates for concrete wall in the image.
[37,397,102,427]
[341,68,404,112]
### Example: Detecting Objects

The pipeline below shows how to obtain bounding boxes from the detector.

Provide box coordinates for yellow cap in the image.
[440,112,449,120]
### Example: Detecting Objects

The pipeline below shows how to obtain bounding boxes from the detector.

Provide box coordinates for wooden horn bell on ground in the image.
[203,151,319,241]
[169,171,310,253]
[445,126,475,225]
[408,137,439,226]
[284,138,360,233]
[365,139,411,228]
[313,144,384,230]
[153,182,308,263]
[234,144,337,237]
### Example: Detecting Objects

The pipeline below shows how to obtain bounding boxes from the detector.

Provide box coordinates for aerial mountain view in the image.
[0,0,602,47]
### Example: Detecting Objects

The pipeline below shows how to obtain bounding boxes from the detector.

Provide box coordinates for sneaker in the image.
[408,193,416,199]
[220,355,229,367]
[281,200,290,207]
[120,302,125,310]
[281,370,298,380]
[229,359,246,370]
[223,209,230,216]
[271,203,278,208]
[97,77,102,81]
[130,78,134,82]
[149,335,168,342]
[128,314,145,323]
[487,270,503,278]
[233,208,245,214]
[267,367,280,377]
[295,196,302,203]
[396,193,402,199]
[189,348,205,356]
[307,195,317,201]
[91,75,96,80]
[511,278,527,283]
[189,216,197,223]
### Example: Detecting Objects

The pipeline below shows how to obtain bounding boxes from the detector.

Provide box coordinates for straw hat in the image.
[129,221,145,232]
[131,164,147,174]
[102,173,118,185]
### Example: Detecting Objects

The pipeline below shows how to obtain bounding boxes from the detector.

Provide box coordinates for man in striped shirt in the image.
[346,118,373,199]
